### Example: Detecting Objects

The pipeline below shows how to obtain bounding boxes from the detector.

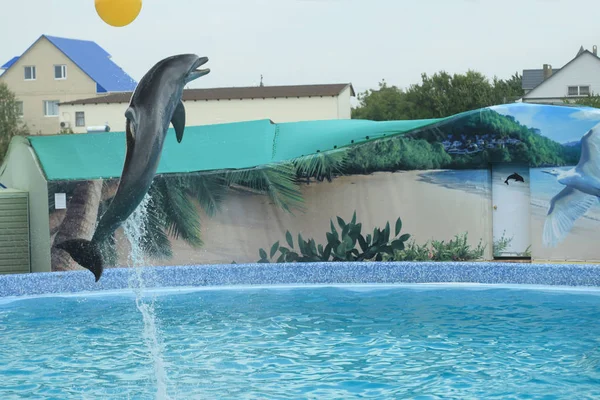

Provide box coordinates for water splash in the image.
[123,194,171,400]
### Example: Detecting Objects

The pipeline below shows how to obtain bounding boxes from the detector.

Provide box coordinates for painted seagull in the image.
[541,121,600,247]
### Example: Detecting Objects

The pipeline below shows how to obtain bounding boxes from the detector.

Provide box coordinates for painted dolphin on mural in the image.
[504,172,525,185]
[541,120,600,247]
[55,54,211,282]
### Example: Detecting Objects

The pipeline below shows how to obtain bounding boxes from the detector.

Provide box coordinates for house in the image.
[0,34,137,135]
[520,45,600,104]
[58,83,355,133]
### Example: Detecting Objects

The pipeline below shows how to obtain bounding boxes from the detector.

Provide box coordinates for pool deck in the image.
[1,261,600,298]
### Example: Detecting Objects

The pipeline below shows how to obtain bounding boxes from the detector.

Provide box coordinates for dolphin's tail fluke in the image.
[55,238,105,282]
[504,179,509,185]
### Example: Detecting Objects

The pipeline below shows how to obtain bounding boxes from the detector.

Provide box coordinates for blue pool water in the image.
[1,284,600,399]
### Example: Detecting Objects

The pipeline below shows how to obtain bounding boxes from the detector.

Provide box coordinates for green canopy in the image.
[27,116,451,181]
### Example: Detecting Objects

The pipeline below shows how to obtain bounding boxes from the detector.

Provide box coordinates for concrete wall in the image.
[336,86,353,119]
[523,52,600,102]
[0,137,51,273]
[0,37,99,135]
[59,93,350,134]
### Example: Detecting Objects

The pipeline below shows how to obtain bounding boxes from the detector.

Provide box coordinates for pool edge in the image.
[1,261,600,298]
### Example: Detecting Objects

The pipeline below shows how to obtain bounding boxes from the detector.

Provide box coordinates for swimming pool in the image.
[1,264,600,399]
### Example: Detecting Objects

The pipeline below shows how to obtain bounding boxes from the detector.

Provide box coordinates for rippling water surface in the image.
[1,285,600,399]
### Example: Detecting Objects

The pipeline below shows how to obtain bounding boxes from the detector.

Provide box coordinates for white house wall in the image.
[336,86,352,119]
[60,95,347,133]
[523,52,600,100]
[0,138,51,273]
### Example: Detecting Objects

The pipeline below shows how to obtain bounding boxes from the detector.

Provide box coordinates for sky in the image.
[2,0,600,102]
[493,104,600,144]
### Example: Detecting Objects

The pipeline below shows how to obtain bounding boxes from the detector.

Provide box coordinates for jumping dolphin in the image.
[55,54,210,282]
[504,172,525,185]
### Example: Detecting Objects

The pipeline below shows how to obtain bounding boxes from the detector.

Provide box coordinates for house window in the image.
[580,85,590,96]
[568,86,579,96]
[54,65,67,80]
[15,101,23,118]
[44,100,59,117]
[567,85,591,96]
[75,111,85,127]
[24,66,36,80]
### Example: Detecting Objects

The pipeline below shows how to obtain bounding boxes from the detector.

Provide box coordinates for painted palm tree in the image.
[49,149,349,270]
[50,180,104,270]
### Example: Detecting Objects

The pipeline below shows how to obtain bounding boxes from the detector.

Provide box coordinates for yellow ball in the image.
[95,0,142,27]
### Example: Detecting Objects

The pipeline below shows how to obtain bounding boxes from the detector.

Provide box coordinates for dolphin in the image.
[55,54,210,282]
[504,172,525,185]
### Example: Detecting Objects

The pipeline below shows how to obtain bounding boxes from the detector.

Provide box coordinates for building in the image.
[520,45,600,104]
[0,116,434,274]
[58,83,355,133]
[2,102,600,277]
[0,34,137,135]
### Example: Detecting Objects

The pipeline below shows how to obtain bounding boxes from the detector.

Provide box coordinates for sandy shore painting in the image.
[47,102,600,272]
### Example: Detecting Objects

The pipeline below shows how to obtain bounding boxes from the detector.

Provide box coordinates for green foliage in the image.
[428,234,486,261]
[219,163,305,214]
[343,136,451,173]
[58,127,75,135]
[293,150,348,182]
[385,233,486,262]
[564,94,600,109]
[352,71,524,121]
[342,107,581,174]
[492,230,512,257]
[256,215,489,264]
[256,211,411,263]
[490,232,530,257]
[351,80,412,121]
[0,82,29,164]
[413,108,580,168]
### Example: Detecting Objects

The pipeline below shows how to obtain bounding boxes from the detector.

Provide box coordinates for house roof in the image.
[522,68,561,90]
[0,35,137,93]
[20,115,445,181]
[522,49,600,97]
[59,83,355,106]
[0,56,19,70]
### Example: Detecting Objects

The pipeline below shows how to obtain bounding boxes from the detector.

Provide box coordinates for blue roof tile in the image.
[43,35,137,92]
[1,56,19,70]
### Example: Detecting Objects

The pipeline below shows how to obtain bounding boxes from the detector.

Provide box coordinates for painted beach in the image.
[110,168,600,267]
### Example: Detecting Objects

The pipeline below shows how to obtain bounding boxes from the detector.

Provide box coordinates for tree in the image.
[564,93,600,109]
[351,80,411,121]
[0,82,29,163]
[351,70,524,121]
[51,180,104,271]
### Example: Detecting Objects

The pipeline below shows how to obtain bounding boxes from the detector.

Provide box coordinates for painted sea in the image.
[419,167,600,222]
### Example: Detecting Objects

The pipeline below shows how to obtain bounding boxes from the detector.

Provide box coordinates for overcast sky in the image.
[2,0,600,98]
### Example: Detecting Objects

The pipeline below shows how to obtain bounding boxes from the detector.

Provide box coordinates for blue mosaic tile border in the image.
[1,261,600,298]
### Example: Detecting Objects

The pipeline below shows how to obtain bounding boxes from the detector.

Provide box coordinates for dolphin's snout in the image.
[186,56,210,82]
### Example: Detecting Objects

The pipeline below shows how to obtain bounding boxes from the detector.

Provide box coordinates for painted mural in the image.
[47,103,600,273]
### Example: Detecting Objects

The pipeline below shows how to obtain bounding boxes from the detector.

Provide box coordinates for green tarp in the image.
[26,117,449,181]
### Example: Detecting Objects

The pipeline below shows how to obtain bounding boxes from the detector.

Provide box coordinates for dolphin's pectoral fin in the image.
[171,100,186,143]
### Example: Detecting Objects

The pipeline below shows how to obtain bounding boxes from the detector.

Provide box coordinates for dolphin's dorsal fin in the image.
[171,100,186,143]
